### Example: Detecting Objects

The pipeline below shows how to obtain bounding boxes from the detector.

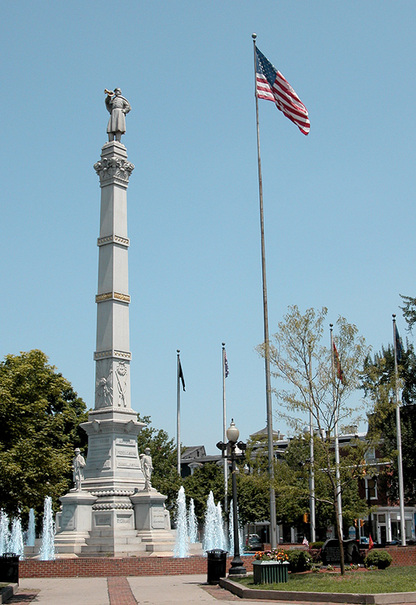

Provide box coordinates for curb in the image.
[219,578,416,604]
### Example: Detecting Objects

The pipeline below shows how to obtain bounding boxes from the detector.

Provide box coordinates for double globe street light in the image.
[216,419,247,576]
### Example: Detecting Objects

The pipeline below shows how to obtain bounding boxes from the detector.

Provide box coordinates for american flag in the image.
[255,47,310,136]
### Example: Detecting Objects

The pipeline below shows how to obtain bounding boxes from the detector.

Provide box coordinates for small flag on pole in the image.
[394,324,403,363]
[224,350,229,378]
[368,535,374,550]
[333,342,345,384]
[178,358,185,392]
[255,46,310,135]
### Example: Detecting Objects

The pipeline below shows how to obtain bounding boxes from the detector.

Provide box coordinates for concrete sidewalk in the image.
[12,574,242,604]
[8,575,349,604]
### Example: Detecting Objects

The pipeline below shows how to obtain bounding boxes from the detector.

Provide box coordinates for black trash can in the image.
[0,553,19,583]
[207,549,227,584]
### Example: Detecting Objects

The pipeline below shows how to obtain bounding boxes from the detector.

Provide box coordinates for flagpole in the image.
[252,32,277,550]
[392,314,406,546]
[330,324,343,539]
[177,349,181,476]
[222,343,229,515]
[308,344,316,543]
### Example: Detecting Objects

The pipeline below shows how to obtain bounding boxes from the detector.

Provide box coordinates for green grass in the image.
[236,566,416,594]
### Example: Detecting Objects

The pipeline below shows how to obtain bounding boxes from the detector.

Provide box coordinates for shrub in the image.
[364,550,393,569]
[310,541,324,550]
[287,549,313,572]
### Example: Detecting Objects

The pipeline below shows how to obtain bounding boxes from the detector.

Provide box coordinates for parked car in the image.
[245,533,263,551]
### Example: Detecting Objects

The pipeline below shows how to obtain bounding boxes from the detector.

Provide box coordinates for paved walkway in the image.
[6,575,241,605]
[6,575,359,605]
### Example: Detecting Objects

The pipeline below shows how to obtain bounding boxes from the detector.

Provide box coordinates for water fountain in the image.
[26,508,36,547]
[39,496,55,561]
[203,491,217,552]
[0,511,10,556]
[173,486,189,558]
[203,491,227,552]
[9,516,24,559]
[215,502,227,551]
[187,498,198,544]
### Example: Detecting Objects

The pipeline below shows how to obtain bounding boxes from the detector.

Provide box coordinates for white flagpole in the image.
[222,343,228,514]
[330,325,343,539]
[252,33,277,549]
[392,314,406,546]
[177,350,181,476]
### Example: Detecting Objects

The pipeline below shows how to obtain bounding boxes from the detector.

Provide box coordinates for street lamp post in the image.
[217,419,247,576]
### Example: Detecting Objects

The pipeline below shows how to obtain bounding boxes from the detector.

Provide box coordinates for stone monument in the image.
[55,90,175,556]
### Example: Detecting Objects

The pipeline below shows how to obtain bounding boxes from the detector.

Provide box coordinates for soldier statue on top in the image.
[104,88,131,142]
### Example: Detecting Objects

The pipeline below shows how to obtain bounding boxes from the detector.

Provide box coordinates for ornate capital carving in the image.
[94,157,135,186]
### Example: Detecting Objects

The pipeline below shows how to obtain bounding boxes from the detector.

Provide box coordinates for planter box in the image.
[252,560,289,584]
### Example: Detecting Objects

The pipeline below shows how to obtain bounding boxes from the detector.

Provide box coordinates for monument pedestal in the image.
[131,490,176,553]
[55,491,97,554]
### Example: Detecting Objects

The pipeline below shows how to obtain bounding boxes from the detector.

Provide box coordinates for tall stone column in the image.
[93,142,134,414]
[77,141,146,554]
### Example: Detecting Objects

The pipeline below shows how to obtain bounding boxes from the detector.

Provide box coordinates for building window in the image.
[365,477,377,500]
[365,447,376,461]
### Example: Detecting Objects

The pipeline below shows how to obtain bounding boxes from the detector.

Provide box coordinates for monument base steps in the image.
[136,530,176,553]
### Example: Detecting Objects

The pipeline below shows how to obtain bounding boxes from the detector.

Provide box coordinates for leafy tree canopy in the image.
[236,471,270,526]
[0,350,88,520]
[257,306,370,573]
[363,338,416,503]
[182,462,224,522]
[400,294,416,331]
[283,435,367,529]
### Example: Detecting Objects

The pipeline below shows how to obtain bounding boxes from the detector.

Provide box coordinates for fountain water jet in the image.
[39,496,55,561]
[187,498,198,544]
[203,492,217,552]
[215,502,227,551]
[173,486,189,558]
[203,491,227,552]
[0,511,10,556]
[10,516,24,559]
[26,509,36,547]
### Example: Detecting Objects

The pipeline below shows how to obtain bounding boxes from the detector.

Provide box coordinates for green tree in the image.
[0,350,88,520]
[236,472,270,527]
[284,435,367,533]
[400,294,416,330]
[136,415,181,512]
[363,341,416,503]
[183,462,225,523]
[258,305,370,574]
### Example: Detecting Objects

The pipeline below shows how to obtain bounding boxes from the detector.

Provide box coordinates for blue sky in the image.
[1,1,415,454]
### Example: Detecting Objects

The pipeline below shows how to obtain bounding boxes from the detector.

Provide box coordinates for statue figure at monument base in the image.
[72,448,86,491]
[140,448,154,491]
